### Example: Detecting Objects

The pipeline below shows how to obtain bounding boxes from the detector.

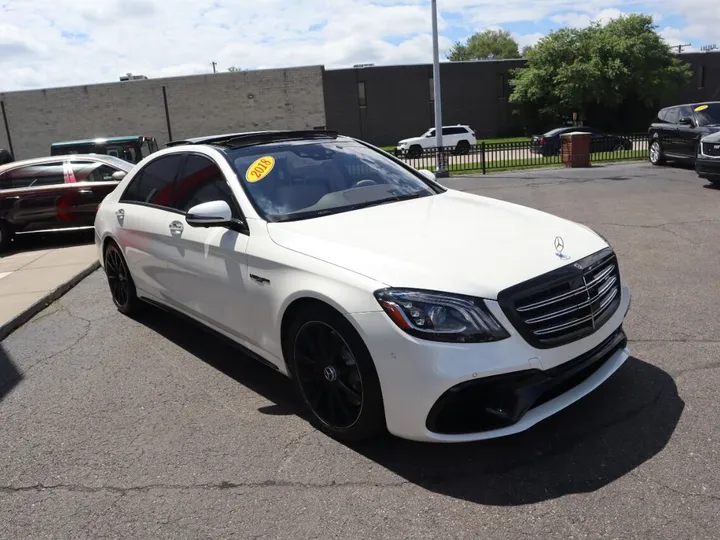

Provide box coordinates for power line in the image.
[672,44,691,53]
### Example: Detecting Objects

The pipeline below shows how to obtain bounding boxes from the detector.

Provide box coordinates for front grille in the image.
[498,248,622,349]
[702,142,720,157]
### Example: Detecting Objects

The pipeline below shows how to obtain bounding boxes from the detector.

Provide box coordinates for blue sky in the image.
[0,0,717,92]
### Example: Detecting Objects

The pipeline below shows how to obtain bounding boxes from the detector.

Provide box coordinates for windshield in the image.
[694,103,720,126]
[97,155,134,170]
[226,138,442,222]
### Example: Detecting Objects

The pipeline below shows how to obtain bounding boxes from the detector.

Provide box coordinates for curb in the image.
[0,261,101,341]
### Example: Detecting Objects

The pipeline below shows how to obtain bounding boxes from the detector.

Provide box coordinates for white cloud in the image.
[0,0,716,92]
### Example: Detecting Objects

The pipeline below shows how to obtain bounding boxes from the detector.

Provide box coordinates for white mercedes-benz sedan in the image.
[94,130,632,443]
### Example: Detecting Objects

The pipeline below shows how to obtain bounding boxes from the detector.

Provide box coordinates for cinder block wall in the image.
[0,65,326,160]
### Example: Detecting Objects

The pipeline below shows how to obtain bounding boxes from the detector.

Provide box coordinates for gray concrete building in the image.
[0,65,327,159]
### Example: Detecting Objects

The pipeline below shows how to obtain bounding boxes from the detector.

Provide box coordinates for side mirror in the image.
[417,169,436,181]
[186,200,235,228]
[679,117,694,126]
[111,170,127,181]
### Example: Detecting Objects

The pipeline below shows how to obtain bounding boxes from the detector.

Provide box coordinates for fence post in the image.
[481,141,486,175]
[162,86,173,143]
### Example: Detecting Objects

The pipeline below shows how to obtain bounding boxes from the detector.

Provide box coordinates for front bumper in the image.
[348,283,631,443]
[696,156,720,179]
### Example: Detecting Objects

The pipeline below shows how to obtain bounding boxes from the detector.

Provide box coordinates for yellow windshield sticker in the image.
[695,104,709,112]
[245,156,275,182]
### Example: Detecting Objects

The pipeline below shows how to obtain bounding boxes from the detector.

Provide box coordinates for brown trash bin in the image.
[560,132,591,168]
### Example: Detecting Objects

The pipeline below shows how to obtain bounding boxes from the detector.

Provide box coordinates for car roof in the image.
[0,154,133,174]
[165,129,342,149]
[51,136,148,147]
[662,101,720,110]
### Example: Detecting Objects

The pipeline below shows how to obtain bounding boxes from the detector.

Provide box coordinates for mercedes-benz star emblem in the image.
[554,236,565,253]
[323,366,337,382]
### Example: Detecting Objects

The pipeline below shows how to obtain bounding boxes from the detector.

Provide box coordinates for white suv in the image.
[397,125,477,158]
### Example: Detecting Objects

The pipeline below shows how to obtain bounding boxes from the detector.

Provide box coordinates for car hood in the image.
[702,128,720,142]
[266,190,609,299]
[398,137,422,145]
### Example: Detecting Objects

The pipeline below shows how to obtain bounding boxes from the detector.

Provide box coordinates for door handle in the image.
[169,220,184,233]
[116,209,125,217]
[78,189,93,195]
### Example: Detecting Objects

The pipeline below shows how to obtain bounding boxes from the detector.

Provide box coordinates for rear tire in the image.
[103,241,143,315]
[0,220,12,253]
[285,304,387,443]
[649,139,666,166]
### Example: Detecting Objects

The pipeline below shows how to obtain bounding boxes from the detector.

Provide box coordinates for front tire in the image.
[286,304,386,443]
[104,241,143,315]
[455,140,471,155]
[649,139,666,166]
[407,145,423,159]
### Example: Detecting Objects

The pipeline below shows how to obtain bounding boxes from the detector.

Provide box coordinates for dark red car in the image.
[0,154,133,252]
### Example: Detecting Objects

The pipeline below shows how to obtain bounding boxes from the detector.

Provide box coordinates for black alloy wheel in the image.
[287,305,386,442]
[104,242,142,315]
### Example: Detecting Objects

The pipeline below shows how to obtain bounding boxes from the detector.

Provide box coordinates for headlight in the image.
[374,288,510,343]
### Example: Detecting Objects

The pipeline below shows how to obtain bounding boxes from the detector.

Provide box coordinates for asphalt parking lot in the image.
[1,162,719,539]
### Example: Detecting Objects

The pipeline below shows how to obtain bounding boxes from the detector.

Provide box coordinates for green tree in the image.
[447,29,521,61]
[509,14,692,120]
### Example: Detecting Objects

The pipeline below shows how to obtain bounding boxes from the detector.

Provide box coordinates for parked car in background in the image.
[94,129,631,443]
[51,135,159,164]
[396,125,477,158]
[696,131,720,184]
[648,102,720,166]
[0,154,132,252]
[531,126,633,156]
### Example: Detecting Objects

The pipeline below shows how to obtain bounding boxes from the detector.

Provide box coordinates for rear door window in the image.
[0,162,67,189]
[120,154,184,207]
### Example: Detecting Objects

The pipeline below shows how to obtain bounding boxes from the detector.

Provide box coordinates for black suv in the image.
[648,102,720,166]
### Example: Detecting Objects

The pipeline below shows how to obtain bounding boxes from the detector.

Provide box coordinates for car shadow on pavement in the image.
[350,356,683,506]
[131,306,300,416]
[125,306,683,507]
[0,344,23,401]
[1,230,94,258]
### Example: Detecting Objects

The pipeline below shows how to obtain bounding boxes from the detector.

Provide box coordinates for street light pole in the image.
[431,0,448,178]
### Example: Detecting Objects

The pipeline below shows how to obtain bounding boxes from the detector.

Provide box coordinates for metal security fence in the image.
[392,133,649,174]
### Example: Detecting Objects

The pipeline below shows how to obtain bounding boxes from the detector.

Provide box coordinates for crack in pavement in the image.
[630,470,720,502]
[0,479,410,496]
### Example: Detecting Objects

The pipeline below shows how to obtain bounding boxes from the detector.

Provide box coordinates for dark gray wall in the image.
[323,59,523,146]
[322,52,720,146]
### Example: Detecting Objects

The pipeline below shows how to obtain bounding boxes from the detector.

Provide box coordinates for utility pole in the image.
[431,0,448,178]
[673,44,691,53]
[211,61,217,73]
